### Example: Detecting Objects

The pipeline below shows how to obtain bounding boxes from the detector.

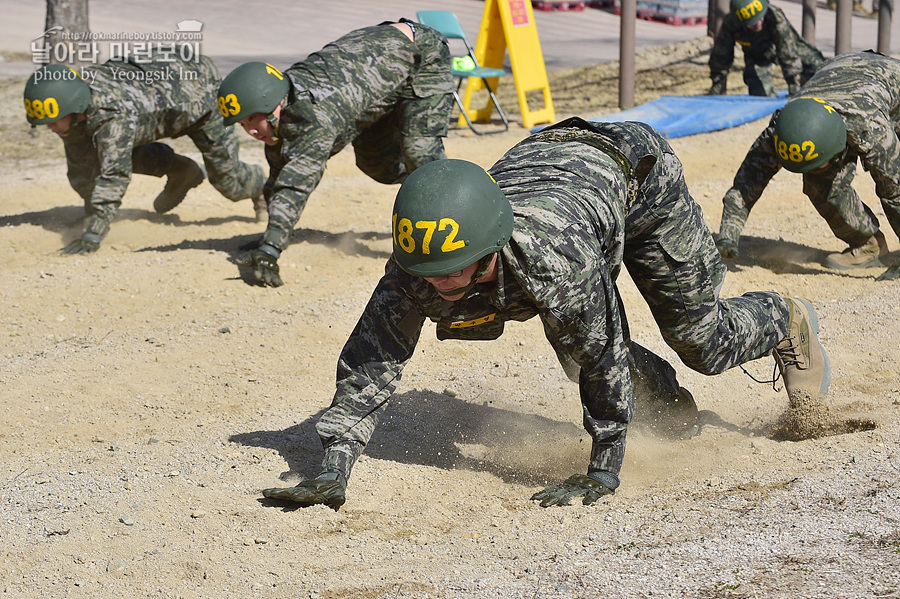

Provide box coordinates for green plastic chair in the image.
[416,10,510,134]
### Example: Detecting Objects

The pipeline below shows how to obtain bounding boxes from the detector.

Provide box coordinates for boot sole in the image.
[824,255,884,270]
[153,166,206,214]
[795,298,832,396]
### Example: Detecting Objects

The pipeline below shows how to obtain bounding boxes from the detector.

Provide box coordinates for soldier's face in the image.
[423,262,481,300]
[239,113,277,146]
[47,114,75,137]
[422,254,498,301]
[746,20,763,32]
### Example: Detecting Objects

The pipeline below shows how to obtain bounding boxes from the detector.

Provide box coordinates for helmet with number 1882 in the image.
[773,97,847,173]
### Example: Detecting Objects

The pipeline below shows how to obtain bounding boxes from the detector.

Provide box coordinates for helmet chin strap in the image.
[265,95,286,143]
[439,254,494,300]
[265,112,280,143]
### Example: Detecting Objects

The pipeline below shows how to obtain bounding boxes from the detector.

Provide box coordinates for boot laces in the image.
[738,333,801,393]
[773,335,802,368]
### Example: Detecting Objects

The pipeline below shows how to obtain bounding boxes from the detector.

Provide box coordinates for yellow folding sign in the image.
[462,0,555,129]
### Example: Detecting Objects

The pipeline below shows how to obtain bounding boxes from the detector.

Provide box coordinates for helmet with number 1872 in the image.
[773,97,847,173]
[731,0,768,26]
[391,159,514,277]
[23,64,91,125]
[216,62,290,126]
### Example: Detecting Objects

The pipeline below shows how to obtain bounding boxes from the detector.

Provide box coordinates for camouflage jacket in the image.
[315,121,666,482]
[721,52,900,241]
[260,21,454,251]
[63,53,221,224]
[709,5,807,89]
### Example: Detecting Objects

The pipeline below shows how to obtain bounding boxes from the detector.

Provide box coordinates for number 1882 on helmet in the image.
[773,97,847,173]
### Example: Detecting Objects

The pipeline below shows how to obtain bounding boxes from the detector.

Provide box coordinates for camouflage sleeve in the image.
[857,119,900,202]
[719,118,782,242]
[63,129,99,202]
[857,118,900,236]
[708,23,736,90]
[260,125,334,251]
[315,261,426,479]
[773,10,803,87]
[86,117,138,222]
[526,235,633,476]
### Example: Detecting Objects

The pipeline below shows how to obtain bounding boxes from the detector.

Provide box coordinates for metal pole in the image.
[877,0,893,54]
[802,0,817,44]
[710,0,730,37]
[835,0,853,54]
[619,0,636,109]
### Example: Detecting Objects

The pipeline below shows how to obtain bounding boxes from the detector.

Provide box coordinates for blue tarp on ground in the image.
[534,94,789,139]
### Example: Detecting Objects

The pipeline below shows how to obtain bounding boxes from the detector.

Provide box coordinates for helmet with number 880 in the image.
[23,64,90,125]
[730,0,768,26]
[216,62,290,126]
[773,97,847,173]
[391,159,514,277]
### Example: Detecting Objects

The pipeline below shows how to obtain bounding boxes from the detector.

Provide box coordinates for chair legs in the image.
[454,78,510,135]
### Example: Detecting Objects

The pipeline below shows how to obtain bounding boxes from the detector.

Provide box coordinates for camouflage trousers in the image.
[720,157,882,247]
[608,122,793,375]
[351,92,453,184]
[515,119,796,475]
[70,117,264,211]
[744,43,824,96]
[802,158,883,246]
[186,114,265,202]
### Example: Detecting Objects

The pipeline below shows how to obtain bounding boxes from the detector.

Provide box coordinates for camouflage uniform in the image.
[315,118,792,482]
[260,21,454,252]
[718,52,900,248]
[64,53,265,238]
[709,5,824,97]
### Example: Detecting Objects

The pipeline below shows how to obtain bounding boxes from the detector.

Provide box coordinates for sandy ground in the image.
[2,41,900,599]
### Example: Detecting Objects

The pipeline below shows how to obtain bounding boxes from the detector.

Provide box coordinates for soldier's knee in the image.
[356,159,406,184]
[666,339,727,376]
[680,355,723,376]
[209,164,265,201]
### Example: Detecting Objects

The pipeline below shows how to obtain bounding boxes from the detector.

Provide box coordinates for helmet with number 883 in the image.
[391,159,514,277]
[216,61,290,126]
[773,97,847,173]
[23,64,90,125]
[731,0,768,26]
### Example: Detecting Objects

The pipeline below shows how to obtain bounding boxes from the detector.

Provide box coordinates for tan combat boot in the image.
[153,155,205,214]
[773,298,831,399]
[252,194,268,223]
[824,231,888,270]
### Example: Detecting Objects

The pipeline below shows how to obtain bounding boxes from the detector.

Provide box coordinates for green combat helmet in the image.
[731,0,768,26]
[773,97,847,173]
[216,61,289,126]
[391,159,514,277]
[23,64,90,125]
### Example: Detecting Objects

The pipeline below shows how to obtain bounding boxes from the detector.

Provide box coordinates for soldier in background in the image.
[218,19,454,287]
[262,118,831,511]
[715,52,900,281]
[709,0,824,97]
[23,55,266,255]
